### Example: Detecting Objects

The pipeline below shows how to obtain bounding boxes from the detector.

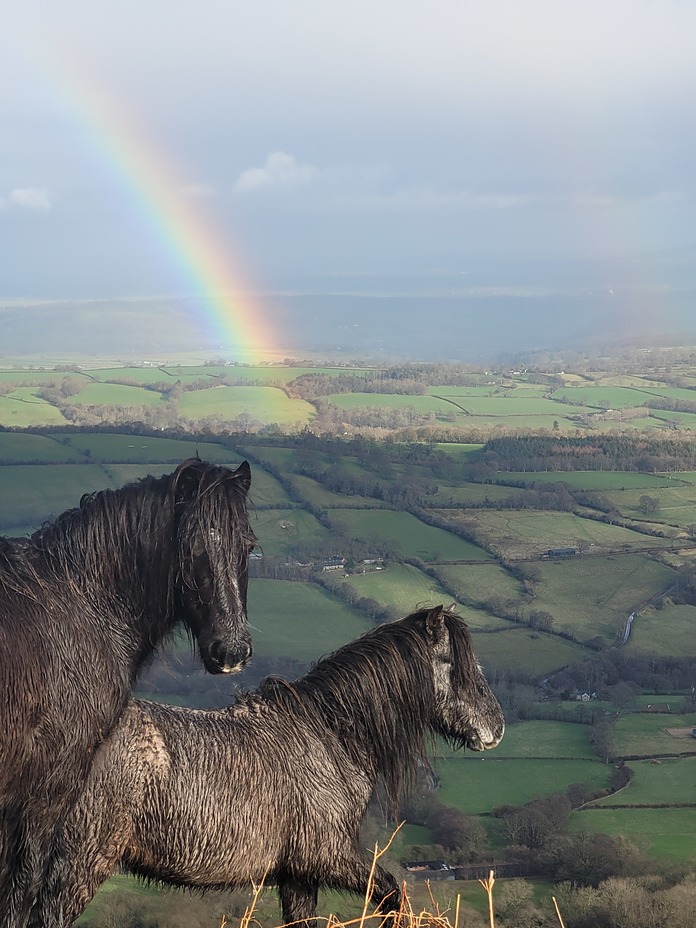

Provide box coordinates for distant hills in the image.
[1,285,695,362]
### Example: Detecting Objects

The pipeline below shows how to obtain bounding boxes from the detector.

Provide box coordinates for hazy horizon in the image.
[2,1,694,358]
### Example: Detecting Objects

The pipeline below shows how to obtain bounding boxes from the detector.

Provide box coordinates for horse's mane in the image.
[257,608,479,806]
[0,460,253,606]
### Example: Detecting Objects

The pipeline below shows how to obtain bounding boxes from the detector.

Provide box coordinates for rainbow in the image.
[25,31,283,362]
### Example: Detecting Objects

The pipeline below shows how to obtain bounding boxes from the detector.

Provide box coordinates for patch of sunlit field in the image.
[0,390,69,427]
[327,393,457,415]
[62,382,165,406]
[601,484,696,527]
[178,386,315,426]
[549,385,657,409]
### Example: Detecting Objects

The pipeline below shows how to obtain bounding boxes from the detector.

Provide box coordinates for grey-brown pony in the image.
[0,459,255,928]
[38,606,504,926]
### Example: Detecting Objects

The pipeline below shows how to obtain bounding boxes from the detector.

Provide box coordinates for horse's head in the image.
[425,606,504,752]
[173,459,255,674]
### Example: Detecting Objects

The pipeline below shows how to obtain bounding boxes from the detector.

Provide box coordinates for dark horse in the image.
[39,606,504,927]
[0,459,255,928]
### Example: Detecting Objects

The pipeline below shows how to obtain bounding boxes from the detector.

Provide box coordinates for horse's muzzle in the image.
[466,724,504,752]
[203,639,253,674]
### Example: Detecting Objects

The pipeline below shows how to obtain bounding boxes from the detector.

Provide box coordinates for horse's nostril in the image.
[238,640,252,663]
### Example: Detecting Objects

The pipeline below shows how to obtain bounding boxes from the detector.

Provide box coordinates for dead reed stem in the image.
[552,896,567,928]
[477,870,495,928]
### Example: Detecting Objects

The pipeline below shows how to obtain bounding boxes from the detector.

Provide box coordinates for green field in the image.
[64,383,165,407]
[431,481,527,506]
[529,555,675,643]
[289,473,386,509]
[179,386,315,425]
[650,410,696,429]
[594,756,696,806]
[440,396,596,418]
[437,509,674,560]
[0,369,86,385]
[327,509,492,562]
[465,720,596,759]
[427,385,548,398]
[601,484,696,528]
[0,391,69,426]
[58,432,238,463]
[327,393,458,415]
[570,807,696,860]
[336,563,509,630]
[0,464,117,532]
[0,448,280,533]
[0,433,84,463]
[434,563,525,607]
[248,579,371,660]
[470,626,588,676]
[435,757,612,814]
[498,471,678,490]
[628,604,696,656]
[248,509,333,557]
[9,364,373,387]
[611,712,696,757]
[549,385,660,409]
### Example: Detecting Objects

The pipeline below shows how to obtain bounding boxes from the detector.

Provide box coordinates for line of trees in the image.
[477,434,696,472]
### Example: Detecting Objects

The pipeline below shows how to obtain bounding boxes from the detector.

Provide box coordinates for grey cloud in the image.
[8,188,52,211]
[233,153,318,194]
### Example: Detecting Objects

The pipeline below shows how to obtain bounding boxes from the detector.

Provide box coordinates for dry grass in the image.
[225,831,566,928]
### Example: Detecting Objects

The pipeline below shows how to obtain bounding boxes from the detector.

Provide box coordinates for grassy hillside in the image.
[3,365,696,879]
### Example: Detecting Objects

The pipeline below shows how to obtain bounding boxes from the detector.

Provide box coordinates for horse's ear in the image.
[231,460,252,497]
[172,458,204,503]
[425,605,446,640]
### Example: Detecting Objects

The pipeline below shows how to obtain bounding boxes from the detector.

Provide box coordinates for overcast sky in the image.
[2,0,695,300]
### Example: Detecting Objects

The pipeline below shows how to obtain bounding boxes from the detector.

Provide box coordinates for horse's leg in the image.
[278,877,319,928]
[29,830,122,928]
[0,832,46,928]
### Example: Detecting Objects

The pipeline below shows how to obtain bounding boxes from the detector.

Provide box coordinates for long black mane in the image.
[258,608,481,805]
[1,461,255,629]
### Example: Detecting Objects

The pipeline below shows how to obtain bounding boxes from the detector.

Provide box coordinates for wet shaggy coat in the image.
[0,459,255,928]
[42,606,504,926]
